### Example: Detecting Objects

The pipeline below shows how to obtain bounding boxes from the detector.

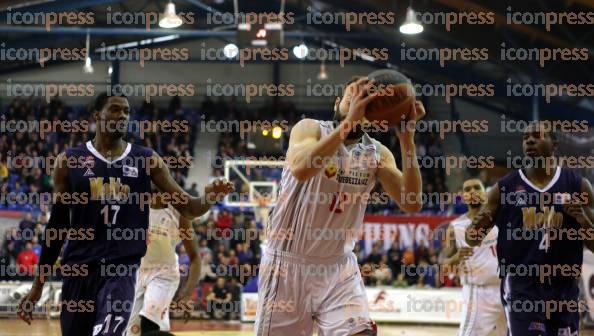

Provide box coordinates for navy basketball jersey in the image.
[495,166,584,278]
[62,140,153,265]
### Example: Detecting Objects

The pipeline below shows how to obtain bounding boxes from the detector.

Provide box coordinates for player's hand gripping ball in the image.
[364,69,416,126]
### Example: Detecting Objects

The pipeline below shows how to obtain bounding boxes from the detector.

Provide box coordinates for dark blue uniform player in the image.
[17,93,234,336]
[466,122,594,336]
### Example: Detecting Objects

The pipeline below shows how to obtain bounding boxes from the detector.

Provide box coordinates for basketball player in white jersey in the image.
[254,77,425,335]
[443,178,506,336]
[126,193,201,335]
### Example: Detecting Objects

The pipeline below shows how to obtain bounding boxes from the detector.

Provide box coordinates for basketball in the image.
[364,69,416,126]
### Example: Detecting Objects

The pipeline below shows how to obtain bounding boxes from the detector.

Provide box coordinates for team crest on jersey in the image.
[528,322,546,332]
[123,165,138,178]
[324,163,338,179]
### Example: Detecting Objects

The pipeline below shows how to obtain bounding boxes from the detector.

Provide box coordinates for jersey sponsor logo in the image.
[336,173,370,186]
[89,177,131,201]
[521,206,563,230]
[123,165,138,178]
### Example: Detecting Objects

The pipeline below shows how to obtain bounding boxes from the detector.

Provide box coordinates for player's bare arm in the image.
[376,101,425,213]
[288,78,379,181]
[564,178,594,253]
[178,216,200,301]
[442,223,474,266]
[465,183,500,247]
[17,152,70,324]
[149,152,233,219]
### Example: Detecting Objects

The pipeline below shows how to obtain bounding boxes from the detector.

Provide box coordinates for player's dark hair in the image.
[94,91,128,112]
[526,120,557,142]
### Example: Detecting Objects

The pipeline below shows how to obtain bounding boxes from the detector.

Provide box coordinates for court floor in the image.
[0,319,460,335]
[2,319,594,336]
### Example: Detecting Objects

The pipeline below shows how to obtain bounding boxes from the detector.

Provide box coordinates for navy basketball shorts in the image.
[500,275,580,336]
[60,262,138,336]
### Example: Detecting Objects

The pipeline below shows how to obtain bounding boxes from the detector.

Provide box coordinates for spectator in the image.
[16,242,38,276]
[216,210,233,249]
[197,239,212,260]
[415,245,430,264]
[227,277,242,319]
[387,247,402,280]
[371,255,392,286]
[365,241,383,265]
[207,277,232,320]
[31,236,42,257]
[393,273,409,288]
[403,247,415,265]
[416,258,439,288]
[236,243,253,264]
[187,182,199,197]
[19,213,35,236]
[228,249,239,266]
[178,245,190,276]
[199,252,217,283]
[0,153,8,182]
[243,264,258,293]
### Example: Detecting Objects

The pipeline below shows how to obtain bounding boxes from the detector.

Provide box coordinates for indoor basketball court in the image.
[1,0,593,336]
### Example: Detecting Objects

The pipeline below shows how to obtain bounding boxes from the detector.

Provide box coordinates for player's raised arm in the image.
[564,178,594,252]
[149,152,233,219]
[376,101,425,213]
[177,216,200,301]
[17,152,70,324]
[465,184,500,247]
[288,78,378,182]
